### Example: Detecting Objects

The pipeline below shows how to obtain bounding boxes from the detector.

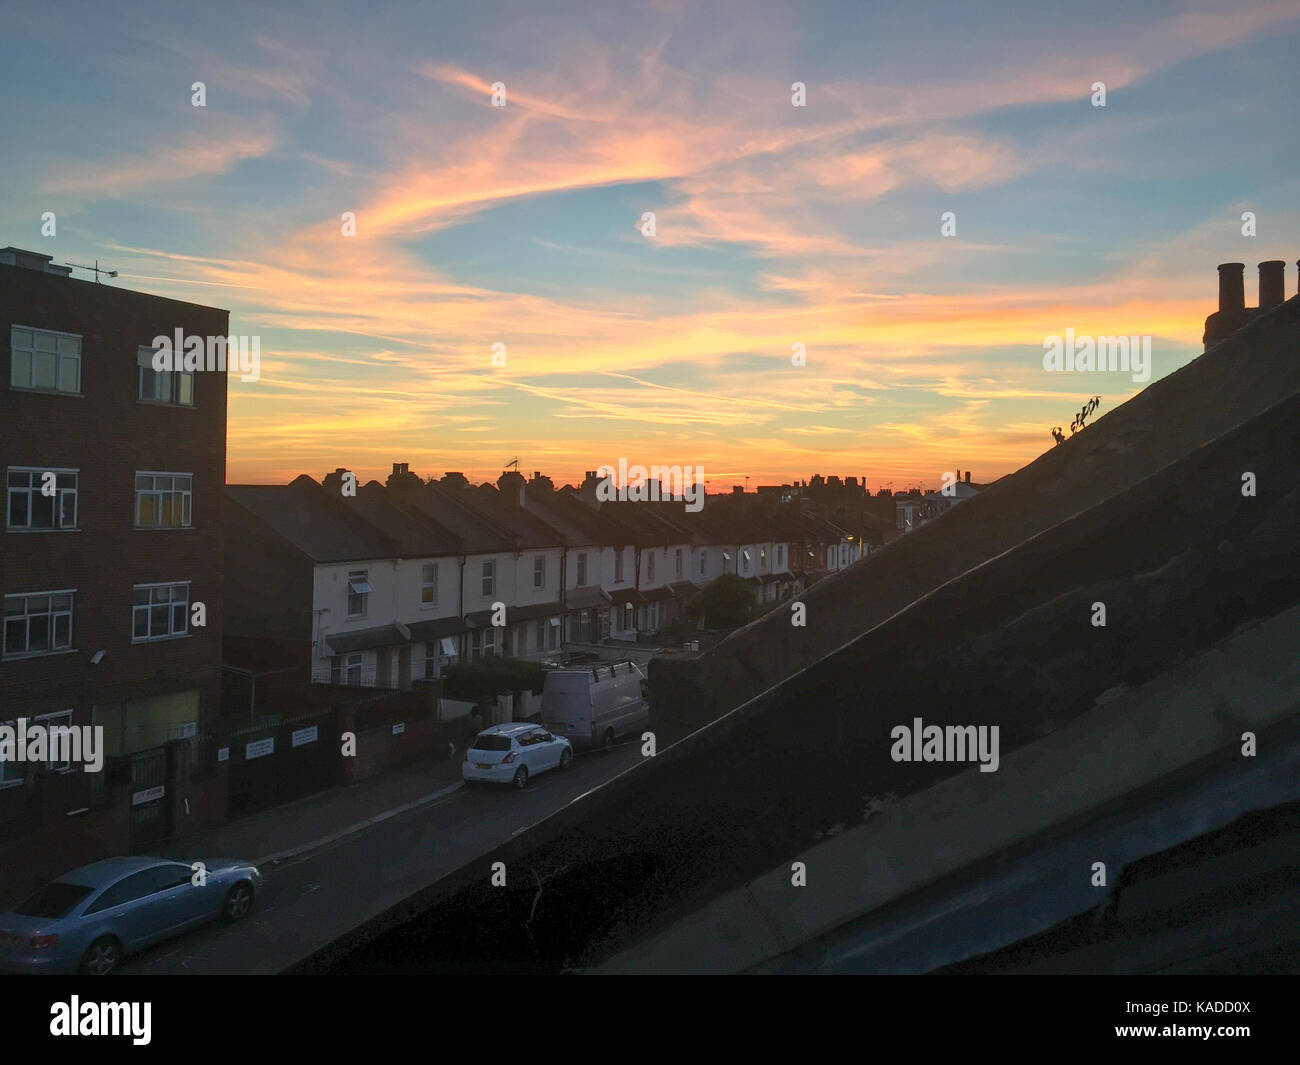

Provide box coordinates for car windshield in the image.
[14,881,93,918]
[471,733,512,751]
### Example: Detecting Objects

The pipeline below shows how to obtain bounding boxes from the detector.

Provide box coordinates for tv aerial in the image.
[66,259,118,283]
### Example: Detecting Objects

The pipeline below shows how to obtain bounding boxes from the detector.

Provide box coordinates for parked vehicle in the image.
[541,660,649,750]
[0,855,262,974]
[462,722,573,789]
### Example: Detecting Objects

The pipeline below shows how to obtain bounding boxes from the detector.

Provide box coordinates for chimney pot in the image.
[1258,261,1286,309]
[1217,263,1245,313]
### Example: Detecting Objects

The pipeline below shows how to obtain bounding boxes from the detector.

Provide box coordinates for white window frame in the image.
[576,552,587,586]
[647,552,656,582]
[614,549,625,583]
[469,626,498,662]
[6,467,78,530]
[131,581,190,642]
[675,548,683,577]
[421,562,439,608]
[34,709,74,773]
[3,589,75,658]
[347,570,370,618]
[10,326,81,394]
[481,559,495,598]
[135,472,193,529]
[533,555,545,590]
[136,346,194,407]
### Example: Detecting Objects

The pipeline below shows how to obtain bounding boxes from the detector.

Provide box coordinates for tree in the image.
[691,573,755,629]
[1070,395,1102,435]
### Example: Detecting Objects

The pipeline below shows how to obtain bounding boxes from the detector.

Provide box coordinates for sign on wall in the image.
[292,726,319,748]
[245,738,275,760]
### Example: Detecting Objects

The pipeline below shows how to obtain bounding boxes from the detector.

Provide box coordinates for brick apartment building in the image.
[0,247,226,839]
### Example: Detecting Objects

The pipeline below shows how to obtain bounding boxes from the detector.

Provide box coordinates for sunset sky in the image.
[3,0,1298,490]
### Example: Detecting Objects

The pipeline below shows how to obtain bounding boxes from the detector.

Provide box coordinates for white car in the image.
[462,723,573,789]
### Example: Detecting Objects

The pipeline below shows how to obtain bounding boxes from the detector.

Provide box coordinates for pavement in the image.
[165,751,465,867]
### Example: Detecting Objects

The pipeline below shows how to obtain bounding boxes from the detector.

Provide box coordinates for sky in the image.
[3,0,1298,490]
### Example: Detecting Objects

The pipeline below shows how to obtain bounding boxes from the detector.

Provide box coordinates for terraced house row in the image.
[224,463,881,704]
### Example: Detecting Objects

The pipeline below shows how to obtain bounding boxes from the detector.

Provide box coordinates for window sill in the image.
[133,525,195,532]
[8,386,83,398]
[5,527,80,534]
[130,633,192,645]
[136,400,196,410]
[2,647,78,661]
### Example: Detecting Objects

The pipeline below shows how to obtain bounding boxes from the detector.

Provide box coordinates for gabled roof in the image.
[226,476,399,563]
[343,481,463,557]
[524,485,616,546]
[460,483,566,549]
[408,480,519,554]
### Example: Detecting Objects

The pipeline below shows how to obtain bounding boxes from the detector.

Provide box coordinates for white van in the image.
[542,661,649,750]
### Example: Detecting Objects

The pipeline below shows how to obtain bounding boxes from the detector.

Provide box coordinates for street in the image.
[120,744,643,974]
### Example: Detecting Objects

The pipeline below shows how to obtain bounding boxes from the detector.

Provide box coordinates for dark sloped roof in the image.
[226,476,399,563]
[461,484,566,549]
[406,617,465,641]
[343,482,462,556]
[324,623,409,654]
[410,480,518,553]
[566,586,612,610]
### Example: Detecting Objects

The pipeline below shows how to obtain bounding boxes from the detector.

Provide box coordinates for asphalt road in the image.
[120,743,643,974]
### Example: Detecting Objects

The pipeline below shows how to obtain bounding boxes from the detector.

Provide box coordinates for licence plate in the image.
[476,763,493,770]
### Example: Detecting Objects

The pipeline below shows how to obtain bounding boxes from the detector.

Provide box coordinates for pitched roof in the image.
[342,481,463,556]
[226,476,398,563]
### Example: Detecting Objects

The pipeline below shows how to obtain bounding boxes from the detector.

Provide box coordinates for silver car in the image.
[0,855,262,974]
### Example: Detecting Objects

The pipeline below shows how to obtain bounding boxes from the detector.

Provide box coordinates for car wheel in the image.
[559,747,573,770]
[513,766,528,789]
[603,729,615,751]
[80,936,121,976]
[222,881,254,922]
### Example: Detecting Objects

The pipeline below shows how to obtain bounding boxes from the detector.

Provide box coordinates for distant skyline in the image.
[3,0,1298,487]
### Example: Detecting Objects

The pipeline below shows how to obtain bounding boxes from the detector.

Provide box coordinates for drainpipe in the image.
[458,555,466,658]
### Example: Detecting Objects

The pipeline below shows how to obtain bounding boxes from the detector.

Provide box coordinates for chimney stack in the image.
[1258,261,1286,309]
[1217,263,1245,313]
[965,471,971,484]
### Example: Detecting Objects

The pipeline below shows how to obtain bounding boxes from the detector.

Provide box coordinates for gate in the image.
[128,746,172,851]
[225,709,338,819]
